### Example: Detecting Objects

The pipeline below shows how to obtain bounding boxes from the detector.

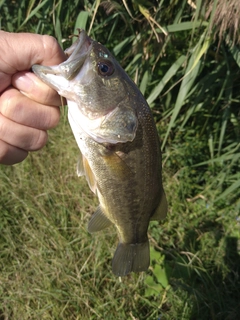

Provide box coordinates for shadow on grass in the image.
[171,219,240,320]
[146,217,240,319]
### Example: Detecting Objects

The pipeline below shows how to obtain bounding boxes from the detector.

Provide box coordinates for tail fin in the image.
[112,241,150,276]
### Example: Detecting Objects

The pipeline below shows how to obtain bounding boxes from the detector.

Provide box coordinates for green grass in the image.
[0,0,240,319]
[0,114,239,319]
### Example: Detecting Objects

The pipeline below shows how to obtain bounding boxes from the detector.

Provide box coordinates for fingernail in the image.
[13,72,35,93]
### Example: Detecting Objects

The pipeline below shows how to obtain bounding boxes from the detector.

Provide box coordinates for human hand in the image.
[0,31,66,165]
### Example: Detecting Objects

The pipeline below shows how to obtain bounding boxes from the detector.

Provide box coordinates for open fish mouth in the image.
[64,29,92,60]
[32,29,92,92]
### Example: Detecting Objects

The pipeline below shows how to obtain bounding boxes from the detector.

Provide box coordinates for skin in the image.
[0,31,66,165]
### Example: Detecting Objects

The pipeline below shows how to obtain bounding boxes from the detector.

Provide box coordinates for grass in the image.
[0,0,240,319]
[0,115,239,319]
[0,115,157,319]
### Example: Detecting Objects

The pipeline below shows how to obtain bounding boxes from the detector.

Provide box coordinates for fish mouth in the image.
[32,30,138,145]
[32,29,92,92]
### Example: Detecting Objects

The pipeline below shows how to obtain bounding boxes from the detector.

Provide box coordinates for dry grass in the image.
[205,0,240,44]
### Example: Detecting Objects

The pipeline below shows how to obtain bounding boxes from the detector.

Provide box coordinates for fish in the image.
[32,29,167,276]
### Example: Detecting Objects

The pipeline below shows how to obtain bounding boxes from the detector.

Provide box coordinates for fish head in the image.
[32,30,138,144]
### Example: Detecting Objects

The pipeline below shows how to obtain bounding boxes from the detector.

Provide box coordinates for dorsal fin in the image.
[151,190,168,221]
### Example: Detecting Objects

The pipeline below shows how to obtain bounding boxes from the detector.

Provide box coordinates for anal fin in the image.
[88,205,112,233]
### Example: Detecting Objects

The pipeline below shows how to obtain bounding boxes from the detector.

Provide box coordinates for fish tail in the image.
[112,241,150,276]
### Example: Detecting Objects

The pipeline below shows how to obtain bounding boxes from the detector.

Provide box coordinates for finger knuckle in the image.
[0,90,16,118]
[42,35,61,60]
[0,140,9,163]
[47,106,60,129]
[31,130,48,151]
[0,139,28,165]
[0,113,8,138]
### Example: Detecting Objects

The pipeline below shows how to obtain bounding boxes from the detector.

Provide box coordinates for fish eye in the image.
[97,61,114,76]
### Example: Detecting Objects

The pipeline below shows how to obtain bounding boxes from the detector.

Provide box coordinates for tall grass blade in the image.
[113,36,135,56]
[140,70,149,95]
[215,179,240,202]
[147,55,186,106]
[54,17,63,45]
[17,0,49,31]
[162,34,211,149]
[226,38,240,67]
[164,21,208,33]
[74,11,89,35]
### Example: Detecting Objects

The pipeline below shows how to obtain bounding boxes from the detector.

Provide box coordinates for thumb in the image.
[0,31,66,72]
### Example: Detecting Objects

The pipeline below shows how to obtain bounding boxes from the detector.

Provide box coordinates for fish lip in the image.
[32,29,93,84]
[65,29,92,59]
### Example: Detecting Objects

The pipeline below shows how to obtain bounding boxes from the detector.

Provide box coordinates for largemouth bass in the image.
[32,30,167,276]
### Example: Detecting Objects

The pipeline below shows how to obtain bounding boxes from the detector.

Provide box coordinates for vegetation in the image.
[0,0,239,319]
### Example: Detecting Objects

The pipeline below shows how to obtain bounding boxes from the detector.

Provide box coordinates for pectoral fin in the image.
[151,190,168,221]
[77,154,84,177]
[88,205,113,233]
[102,150,134,181]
